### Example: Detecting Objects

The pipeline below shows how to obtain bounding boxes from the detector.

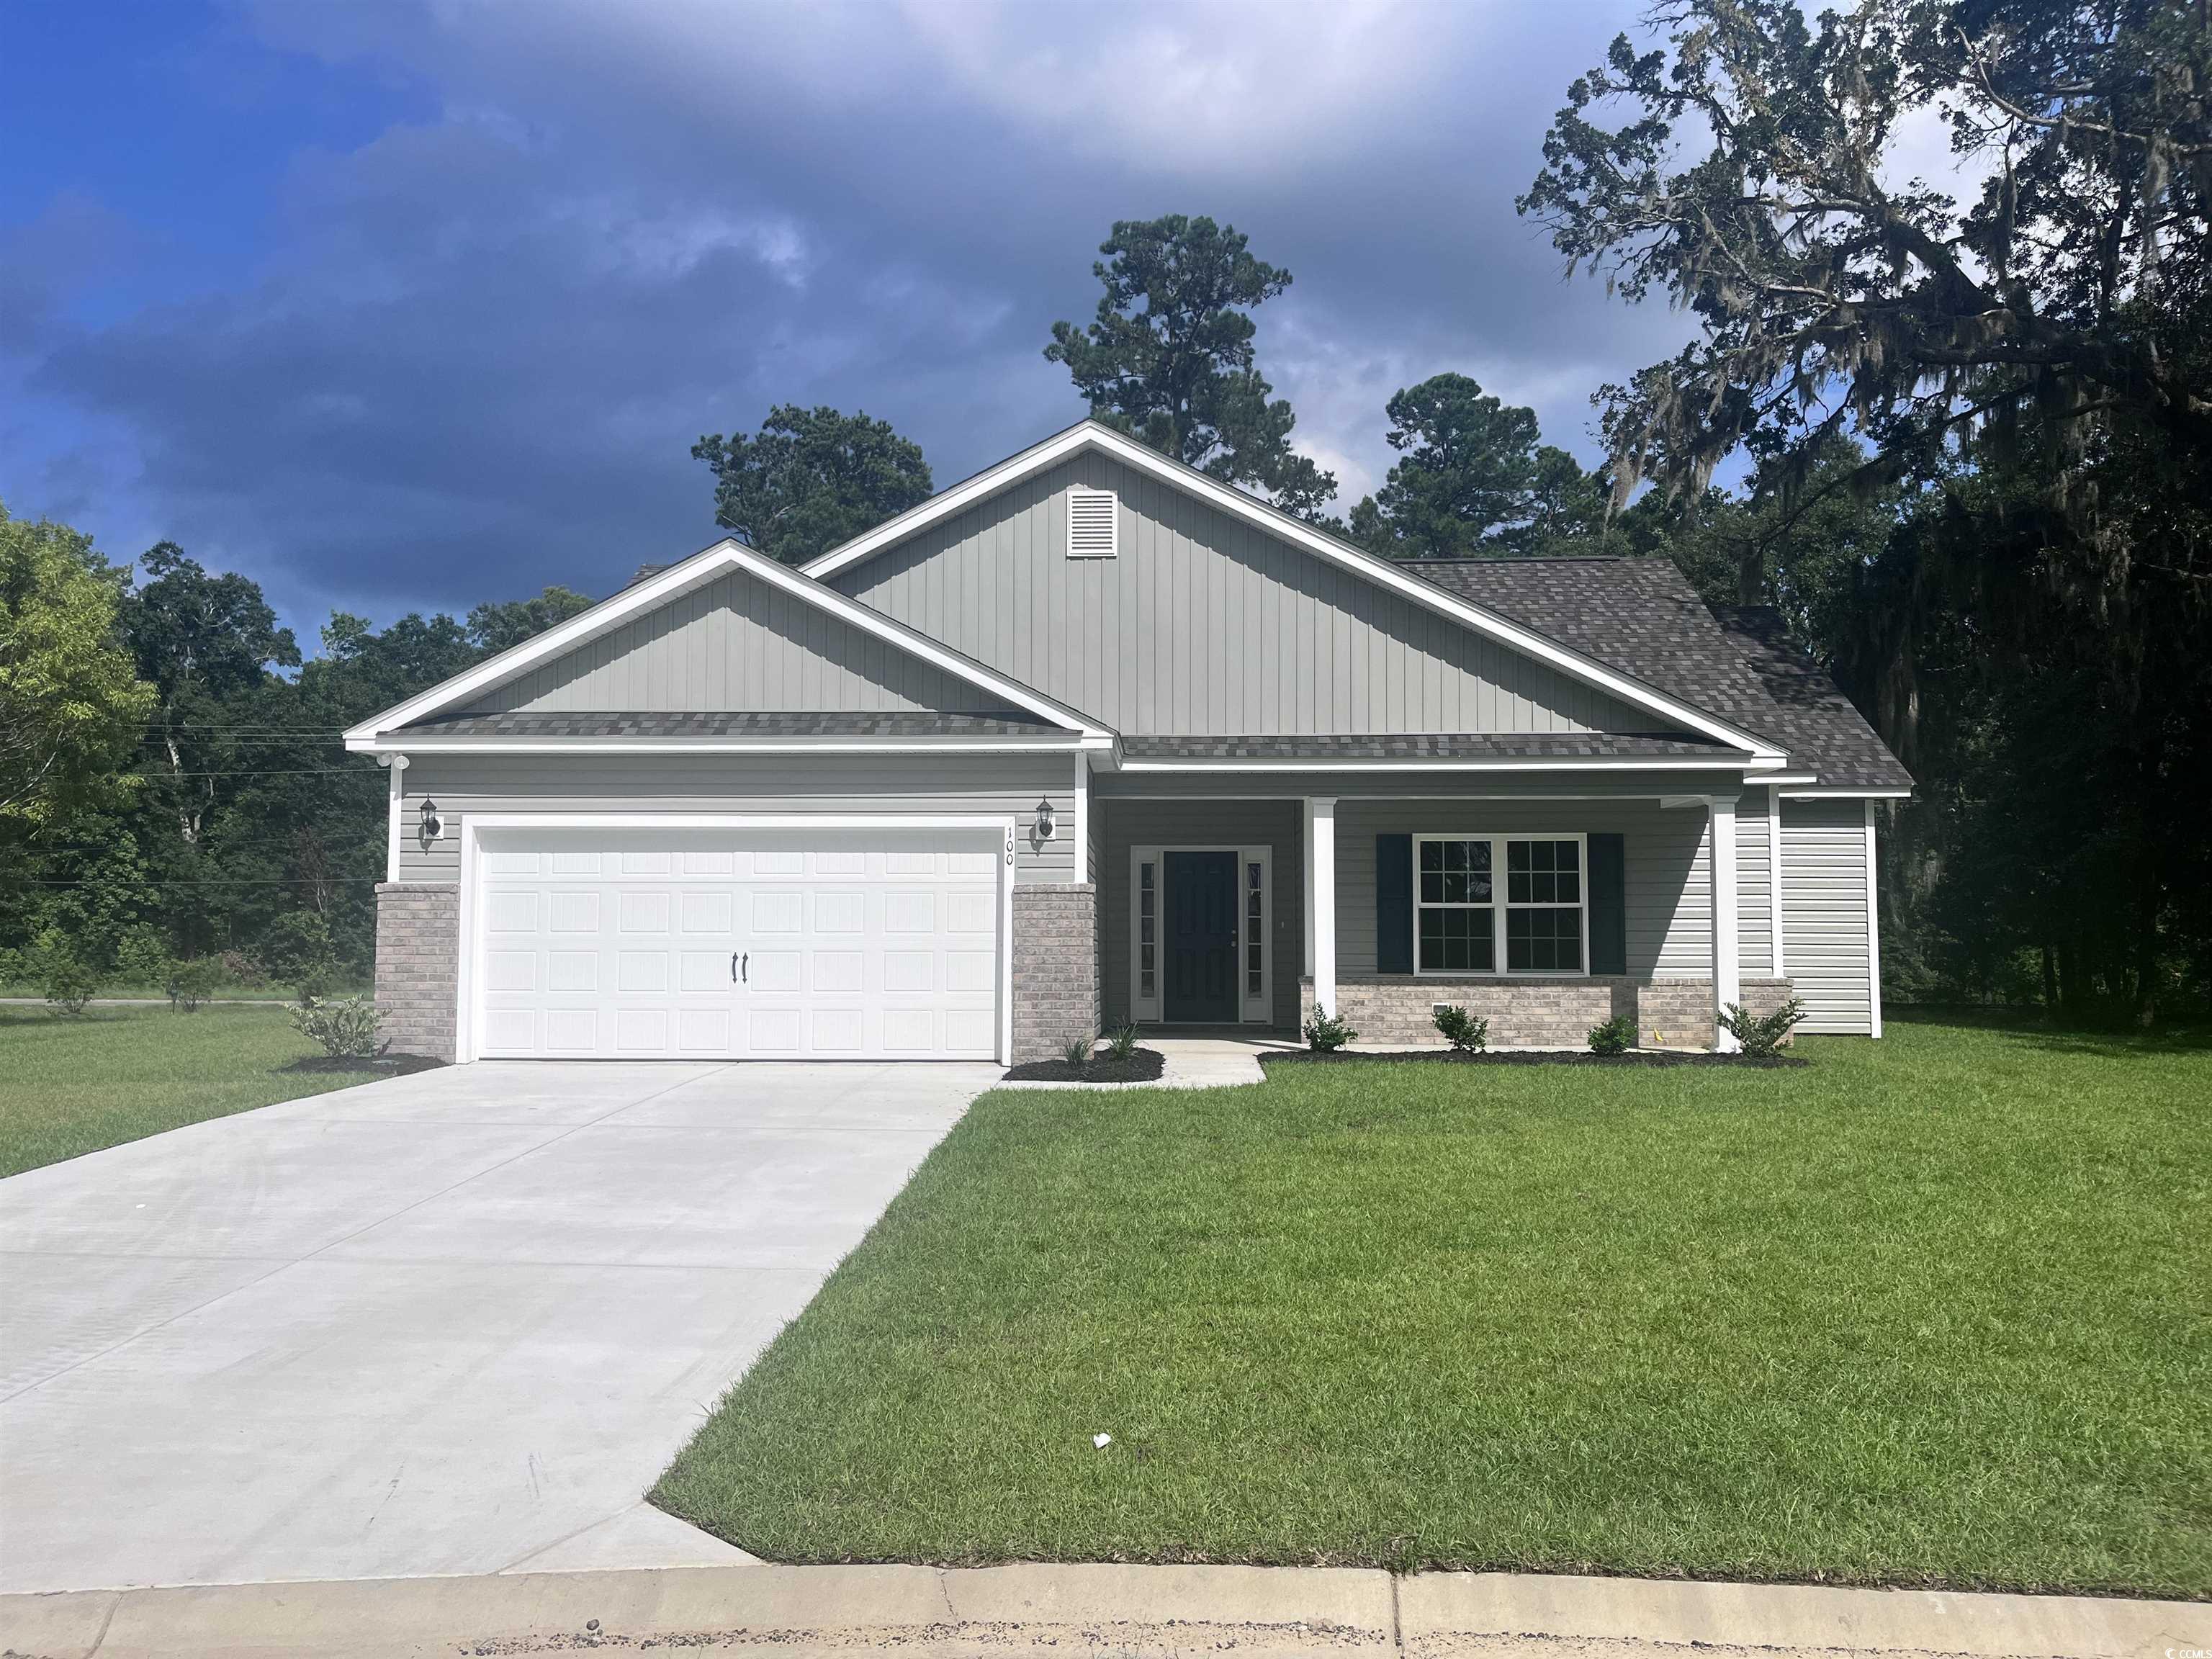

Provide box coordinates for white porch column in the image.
[379,754,409,884]
[1301,799,1316,975]
[1308,796,1337,1017]
[1709,792,1741,1051]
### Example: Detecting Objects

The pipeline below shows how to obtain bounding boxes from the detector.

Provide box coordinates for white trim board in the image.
[344,537,1110,748]
[802,421,1786,763]
[364,737,1095,756]
[452,811,1017,1066]
[1118,756,1763,774]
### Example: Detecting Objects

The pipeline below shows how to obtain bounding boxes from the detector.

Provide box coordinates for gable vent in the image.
[1067,487,1118,558]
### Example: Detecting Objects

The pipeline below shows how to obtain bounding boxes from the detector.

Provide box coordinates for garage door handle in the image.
[732,951,747,985]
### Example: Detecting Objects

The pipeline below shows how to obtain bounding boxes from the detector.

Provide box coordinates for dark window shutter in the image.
[1375,833,1413,974]
[1588,832,1627,976]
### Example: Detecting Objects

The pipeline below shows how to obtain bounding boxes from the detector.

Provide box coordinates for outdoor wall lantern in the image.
[418,799,444,851]
[1031,796,1057,848]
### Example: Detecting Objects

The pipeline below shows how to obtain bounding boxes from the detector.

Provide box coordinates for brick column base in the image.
[1012,884,1098,1064]
[374,882,459,1063]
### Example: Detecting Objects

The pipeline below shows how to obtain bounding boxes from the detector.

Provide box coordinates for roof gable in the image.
[345,538,1103,747]
[806,422,1783,757]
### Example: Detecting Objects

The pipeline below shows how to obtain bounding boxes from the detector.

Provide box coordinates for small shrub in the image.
[1588,1015,1637,1056]
[42,953,102,1017]
[1303,1008,1358,1051]
[1431,1004,1488,1053]
[1719,996,1806,1058]
[1103,1022,1140,1061]
[166,957,222,1012]
[290,994,385,1059]
[1061,1033,1094,1069]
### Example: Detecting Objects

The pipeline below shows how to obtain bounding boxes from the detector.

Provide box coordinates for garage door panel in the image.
[751,891,802,932]
[812,950,864,992]
[677,950,729,992]
[615,951,669,993]
[475,828,1002,1061]
[549,892,598,932]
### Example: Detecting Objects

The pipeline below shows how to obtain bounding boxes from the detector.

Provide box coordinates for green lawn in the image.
[654,1014,2211,1597]
[0,1004,376,1178]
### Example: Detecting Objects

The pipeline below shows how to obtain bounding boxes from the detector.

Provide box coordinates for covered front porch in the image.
[1091,773,1787,1052]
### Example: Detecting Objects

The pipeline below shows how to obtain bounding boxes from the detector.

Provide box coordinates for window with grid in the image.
[1246,860,1264,997]
[1505,839,1583,971]
[1416,837,1494,972]
[1138,860,1157,999]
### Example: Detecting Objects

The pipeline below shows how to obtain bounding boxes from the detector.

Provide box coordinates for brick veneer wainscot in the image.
[1012,884,1099,1064]
[1300,975,1796,1051]
[374,882,459,1062]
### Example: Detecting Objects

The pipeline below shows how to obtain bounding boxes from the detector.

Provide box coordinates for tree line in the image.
[5,0,2206,1019]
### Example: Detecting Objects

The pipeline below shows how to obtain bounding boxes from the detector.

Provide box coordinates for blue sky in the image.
[4,0,1708,644]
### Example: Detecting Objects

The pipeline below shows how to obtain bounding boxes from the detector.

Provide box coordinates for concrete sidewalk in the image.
[4,1562,2203,1659]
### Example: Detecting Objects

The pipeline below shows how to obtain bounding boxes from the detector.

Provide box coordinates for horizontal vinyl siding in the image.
[1332,799,1712,978]
[481,569,981,714]
[1099,799,1303,1031]
[1781,799,1873,1033]
[1091,771,1749,803]
[395,754,1076,884]
[836,452,1658,737]
[1737,790,1775,977]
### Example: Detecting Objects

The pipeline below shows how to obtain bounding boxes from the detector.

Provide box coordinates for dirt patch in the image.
[1002,1046,1168,1083]
[279,1053,447,1076]
[1265,1048,1806,1069]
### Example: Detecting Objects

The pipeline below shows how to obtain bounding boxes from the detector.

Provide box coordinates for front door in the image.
[1164,850,1239,1022]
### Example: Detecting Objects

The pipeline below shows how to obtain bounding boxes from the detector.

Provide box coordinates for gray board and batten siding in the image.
[829,451,1667,739]
[472,566,997,716]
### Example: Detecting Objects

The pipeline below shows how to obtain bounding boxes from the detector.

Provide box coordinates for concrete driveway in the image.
[0,1061,994,1593]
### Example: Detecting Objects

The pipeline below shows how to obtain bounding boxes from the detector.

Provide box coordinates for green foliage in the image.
[0,503,156,832]
[40,950,101,1017]
[1104,1022,1140,1062]
[1721,997,1806,1058]
[693,405,934,567]
[166,957,222,1012]
[1303,1008,1357,1051]
[466,586,595,656]
[1060,1033,1094,1069]
[257,909,336,986]
[1347,374,1607,559]
[1587,1015,1636,1056]
[289,993,384,1059]
[1524,0,2212,1021]
[1046,215,1336,518]
[1431,1004,1489,1053]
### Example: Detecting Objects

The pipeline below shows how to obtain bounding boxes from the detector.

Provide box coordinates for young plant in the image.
[166,957,222,1012]
[1061,1033,1095,1069]
[289,994,385,1059]
[1431,1004,1488,1053]
[41,954,101,1018]
[1587,1015,1637,1056]
[1103,1022,1140,1062]
[1303,1009,1358,1052]
[1719,996,1806,1058]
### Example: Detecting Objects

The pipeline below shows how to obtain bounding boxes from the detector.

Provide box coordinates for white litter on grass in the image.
[1092,1433,1112,1449]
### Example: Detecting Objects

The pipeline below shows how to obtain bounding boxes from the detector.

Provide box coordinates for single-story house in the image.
[345,421,1911,1064]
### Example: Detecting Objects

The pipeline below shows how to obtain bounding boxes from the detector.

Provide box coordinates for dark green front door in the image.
[1164,850,1239,1022]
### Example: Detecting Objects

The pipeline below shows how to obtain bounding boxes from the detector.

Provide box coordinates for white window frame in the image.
[1411,832,1591,979]
[1128,843,1271,1024]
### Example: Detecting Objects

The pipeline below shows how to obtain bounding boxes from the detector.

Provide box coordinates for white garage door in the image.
[471,827,1003,1060]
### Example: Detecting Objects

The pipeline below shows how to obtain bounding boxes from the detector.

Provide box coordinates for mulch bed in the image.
[1002,1046,1168,1083]
[1264,1048,1807,1069]
[279,1053,447,1076]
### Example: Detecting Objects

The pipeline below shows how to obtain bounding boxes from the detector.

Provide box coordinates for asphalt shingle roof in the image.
[1408,558,1910,790]
[400,711,1061,739]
